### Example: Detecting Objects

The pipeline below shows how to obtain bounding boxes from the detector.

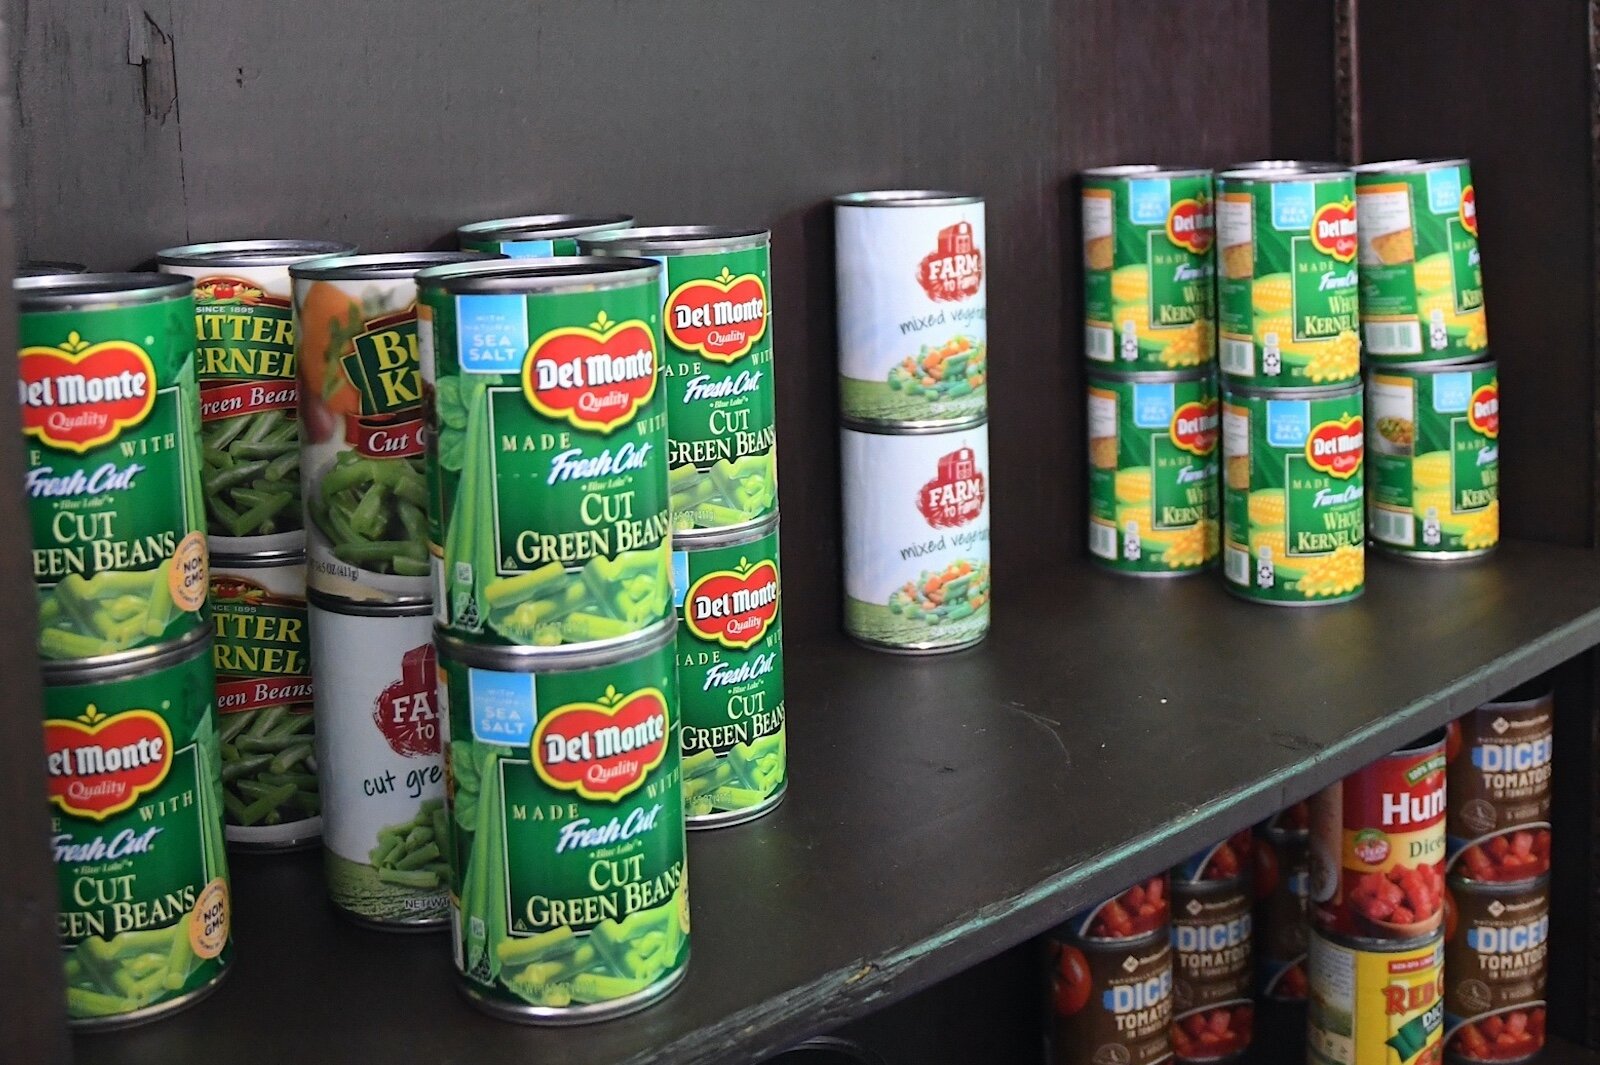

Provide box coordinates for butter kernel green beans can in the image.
[459,213,634,258]
[46,637,233,1028]
[158,239,356,553]
[579,227,777,539]
[418,258,672,662]
[309,595,448,929]
[18,273,210,667]
[292,252,494,603]
[439,626,689,1022]
[210,554,317,849]
[673,517,785,828]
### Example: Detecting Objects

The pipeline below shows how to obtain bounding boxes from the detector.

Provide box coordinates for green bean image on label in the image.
[440,631,688,1022]
[18,274,210,666]
[45,640,233,1027]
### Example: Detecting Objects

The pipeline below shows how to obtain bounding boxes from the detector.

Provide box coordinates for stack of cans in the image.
[20,271,234,1027]
[834,191,992,653]
[1170,834,1256,1061]
[1254,802,1312,1003]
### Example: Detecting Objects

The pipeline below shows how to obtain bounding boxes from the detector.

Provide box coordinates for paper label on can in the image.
[1444,882,1548,1059]
[1050,935,1175,1065]
[1446,698,1552,880]
[1308,935,1444,1065]
[1171,883,1254,1059]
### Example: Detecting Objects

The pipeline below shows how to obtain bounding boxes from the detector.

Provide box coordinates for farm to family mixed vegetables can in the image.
[309,595,448,929]
[1445,691,1551,884]
[1170,876,1254,1062]
[1216,163,1361,389]
[417,258,672,663]
[1222,383,1365,605]
[18,273,209,667]
[1443,877,1548,1063]
[1307,931,1445,1065]
[840,418,991,653]
[834,191,987,427]
[579,227,777,539]
[157,239,355,554]
[1353,159,1487,363]
[1367,360,1499,559]
[438,625,688,1022]
[291,252,493,603]
[1048,927,1174,1065]
[1255,806,1311,1002]
[1087,369,1219,575]
[459,214,634,258]
[1311,730,1448,948]
[210,554,317,849]
[46,637,232,1027]
[1081,165,1215,371]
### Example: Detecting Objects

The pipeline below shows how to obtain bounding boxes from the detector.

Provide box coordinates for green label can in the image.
[439,627,689,1023]
[418,258,673,661]
[1367,360,1499,559]
[458,214,634,258]
[1222,384,1365,604]
[210,554,317,850]
[45,637,233,1027]
[1086,370,1220,576]
[18,273,210,668]
[1216,164,1361,389]
[580,227,778,539]
[672,518,786,828]
[1354,159,1488,362]
[158,239,355,554]
[1082,165,1216,372]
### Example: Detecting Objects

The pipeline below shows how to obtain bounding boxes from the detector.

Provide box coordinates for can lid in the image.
[155,239,358,267]
[1219,161,1351,181]
[40,626,211,685]
[833,190,983,208]
[578,225,770,256]
[1082,165,1211,180]
[839,414,989,436]
[672,512,781,552]
[1352,157,1471,175]
[210,549,308,571]
[15,271,193,309]
[1086,367,1214,385]
[457,213,635,243]
[307,587,432,617]
[1366,356,1495,376]
[415,256,660,294]
[291,250,499,281]
[17,260,88,277]
[1221,381,1361,401]
[435,617,677,674]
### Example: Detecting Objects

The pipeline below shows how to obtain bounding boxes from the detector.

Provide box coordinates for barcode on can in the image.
[1220,337,1255,375]
[1371,505,1415,546]
[1085,325,1114,362]
[1363,320,1423,356]
[1089,520,1118,560]
[1225,545,1251,585]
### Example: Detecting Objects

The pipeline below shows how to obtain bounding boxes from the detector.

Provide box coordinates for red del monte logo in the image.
[19,332,157,452]
[1170,399,1219,456]
[687,558,779,650]
[523,310,658,433]
[45,705,173,820]
[1166,197,1214,255]
[1469,382,1499,438]
[1311,200,1359,263]
[1305,416,1364,478]
[918,447,986,528]
[918,222,983,302]
[665,267,768,362]
[374,645,439,758]
[1460,185,1478,238]
[533,686,669,801]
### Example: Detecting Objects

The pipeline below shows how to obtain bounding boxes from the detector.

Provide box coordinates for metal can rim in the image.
[41,627,211,685]
[1172,872,1254,899]
[291,250,499,281]
[672,513,781,551]
[1389,727,1447,757]
[1052,923,1171,953]
[1219,161,1351,180]
[1445,871,1551,898]
[211,549,308,570]
[1082,164,1212,180]
[1366,356,1496,376]
[1221,382,1362,401]
[307,588,432,617]
[1088,367,1216,385]
[839,414,988,436]
[456,213,635,243]
[1311,924,1445,955]
[833,189,983,208]
[434,617,677,674]
[156,239,357,267]
[1352,157,1471,176]
[415,256,660,295]
[578,225,770,256]
[16,271,193,309]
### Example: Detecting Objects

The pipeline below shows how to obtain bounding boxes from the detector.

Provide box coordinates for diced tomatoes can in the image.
[1443,877,1548,1064]
[1367,359,1499,559]
[1221,383,1365,605]
[1445,689,1552,885]
[840,418,991,653]
[1081,166,1215,372]
[1170,877,1254,1062]
[834,191,987,428]
[1172,830,1253,887]
[1254,818,1311,1003]
[1311,730,1448,947]
[457,214,634,258]
[1086,370,1220,576]
[1060,875,1172,943]
[1308,930,1445,1065]
[1047,926,1175,1065]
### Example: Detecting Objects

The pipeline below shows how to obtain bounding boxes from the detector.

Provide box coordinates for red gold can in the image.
[1171,829,1253,887]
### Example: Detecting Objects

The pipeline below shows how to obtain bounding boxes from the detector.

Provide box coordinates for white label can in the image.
[840,419,992,653]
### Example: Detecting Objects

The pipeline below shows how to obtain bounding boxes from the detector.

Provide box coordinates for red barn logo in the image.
[374,644,439,758]
[45,706,173,820]
[665,267,768,362]
[1305,416,1364,478]
[533,686,669,801]
[1167,197,1214,255]
[686,560,779,650]
[19,334,157,452]
[917,222,983,302]
[1469,382,1499,438]
[1311,200,1359,263]
[918,447,986,528]
[523,311,658,432]
[1170,399,1219,456]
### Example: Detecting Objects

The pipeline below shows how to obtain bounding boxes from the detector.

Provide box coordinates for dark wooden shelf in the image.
[74,541,1600,1065]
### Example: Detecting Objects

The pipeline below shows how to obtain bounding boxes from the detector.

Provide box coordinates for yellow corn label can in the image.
[1308,930,1444,1065]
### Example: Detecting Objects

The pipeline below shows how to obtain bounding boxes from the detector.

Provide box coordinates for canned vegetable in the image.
[1443,877,1548,1063]
[1047,927,1174,1065]
[1061,875,1172,943]
[1170,878,1253,1062]
[458,213,634,258]
[1254,817,1310,1002]
[1308,930,1445,1065]
[1172,829,1253,886]
[1445,691,1552,884]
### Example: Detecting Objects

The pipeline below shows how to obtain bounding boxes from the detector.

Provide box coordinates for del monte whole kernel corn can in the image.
[458,214,634,258]
[1081,165,1216,371]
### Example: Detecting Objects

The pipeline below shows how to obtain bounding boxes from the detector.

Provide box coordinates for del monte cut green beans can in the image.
[158,238,355,554]
[459,213,634,258]
[291,251,495,603]
[579,226,777,540]
[439,626,688,1022]
[418,258,672,663]
[18,273,209,667]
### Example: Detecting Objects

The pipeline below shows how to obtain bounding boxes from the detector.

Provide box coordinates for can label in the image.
[1308,933,1445,1065]
[296,275,431,601]
[1087,374,1219,573]
[658,245,778,534]
[1311,741,1447,943]
[311,606,448,925]
[1444,881,1547,1062]
[1356,163,1487,361]
[211,561,317,846]
[1218,173,1362,387]
[46,645,232,1023]
[673,526,786,823]
[1171,882,1253,1062]
[1172,829,1253,886]
[22,295,209,664]
[1446,697,1552,883]
[836,201,987,424]
[1222,388,1364,602]
[1063,875,1172,943]
[440,638,688,1013]
[1083,173,1216,371]
[1050,933,1175,1065]
[423,276,673,654]
[841,424,991,649]
[1254,825,1310,1001]
[1368,364,1498,555]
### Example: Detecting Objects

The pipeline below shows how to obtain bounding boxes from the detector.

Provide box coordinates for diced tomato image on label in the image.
[917,221,983,302]
[533,686,670,801]
[522,311,658,432]
[665,268,768,362]
[19,337,159,452]
[686,560,779,650]
[44,706,174,819]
